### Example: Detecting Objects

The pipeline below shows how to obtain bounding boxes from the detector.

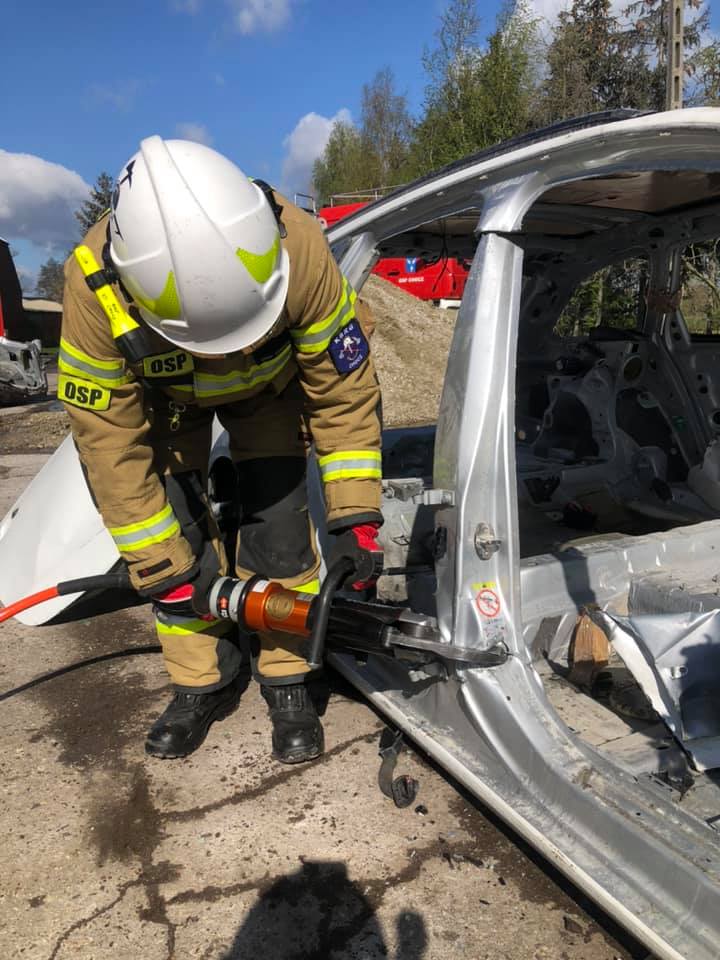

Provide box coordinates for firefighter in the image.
[59,136,383,764]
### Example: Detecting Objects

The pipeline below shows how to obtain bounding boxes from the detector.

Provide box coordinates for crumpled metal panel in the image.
[598,608,720,770]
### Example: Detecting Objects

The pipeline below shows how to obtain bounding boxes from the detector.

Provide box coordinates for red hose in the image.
[0,587,60,623]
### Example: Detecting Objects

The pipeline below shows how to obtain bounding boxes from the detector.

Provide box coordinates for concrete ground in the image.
[0,448,650,960]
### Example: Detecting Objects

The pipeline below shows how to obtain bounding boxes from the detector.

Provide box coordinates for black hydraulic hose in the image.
[305,557,355,670]
[0,571,131,623]
[56,571,131,596]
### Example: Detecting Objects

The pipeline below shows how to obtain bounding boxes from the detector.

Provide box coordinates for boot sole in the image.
[273,746,324,764]
[145,694,241,760]
[272,732,325,765]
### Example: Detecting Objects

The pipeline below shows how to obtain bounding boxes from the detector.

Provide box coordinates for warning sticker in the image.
[475,588,501,618]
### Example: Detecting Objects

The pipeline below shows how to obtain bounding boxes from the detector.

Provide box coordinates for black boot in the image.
[145,678,242,759]
[260,682,324,764]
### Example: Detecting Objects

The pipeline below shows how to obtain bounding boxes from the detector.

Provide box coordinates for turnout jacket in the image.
[60,195,382,591]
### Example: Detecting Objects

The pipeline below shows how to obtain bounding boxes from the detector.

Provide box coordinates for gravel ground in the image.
[0,406,70,453]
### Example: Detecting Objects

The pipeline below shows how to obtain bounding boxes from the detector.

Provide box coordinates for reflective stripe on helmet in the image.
[108,503,180,552]
[193,343,292,399]
[133,270,181,320]
[317,450,382,483]
[236,232,281,284]
[58,337,131,389]
[291,277,357,354]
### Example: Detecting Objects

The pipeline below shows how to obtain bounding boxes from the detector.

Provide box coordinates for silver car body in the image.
[324,108,720,960]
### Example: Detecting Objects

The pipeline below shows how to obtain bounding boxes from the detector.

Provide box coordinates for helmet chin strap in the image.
[252,179,287,239]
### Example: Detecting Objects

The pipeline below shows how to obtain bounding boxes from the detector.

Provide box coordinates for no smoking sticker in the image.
[475,588,501,618]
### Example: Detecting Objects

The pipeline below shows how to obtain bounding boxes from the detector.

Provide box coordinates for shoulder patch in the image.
[59,374,111,411]
[328,319,369,375]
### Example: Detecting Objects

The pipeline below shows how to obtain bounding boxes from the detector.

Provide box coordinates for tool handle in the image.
[305,558,355,670]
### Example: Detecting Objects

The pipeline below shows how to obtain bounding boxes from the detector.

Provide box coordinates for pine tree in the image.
[541,0,653,123]
[74,171,114,235]
[36,257,65,303]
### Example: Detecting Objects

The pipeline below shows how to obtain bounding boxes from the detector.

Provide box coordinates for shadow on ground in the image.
[219,860,427,960]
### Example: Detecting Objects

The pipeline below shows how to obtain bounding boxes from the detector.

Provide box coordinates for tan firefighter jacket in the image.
[60,195,382,591]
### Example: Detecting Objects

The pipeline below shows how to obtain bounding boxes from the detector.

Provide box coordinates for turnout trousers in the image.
[150,378,321,692]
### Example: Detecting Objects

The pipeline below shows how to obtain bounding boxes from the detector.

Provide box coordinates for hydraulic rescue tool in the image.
[0,560,505,670]
[0,559,457,672]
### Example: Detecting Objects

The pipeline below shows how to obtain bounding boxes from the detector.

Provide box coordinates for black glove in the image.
[328,523,384,590]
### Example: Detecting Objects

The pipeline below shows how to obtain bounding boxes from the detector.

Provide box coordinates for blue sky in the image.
[2,0,718,289]
[4,0,496,288]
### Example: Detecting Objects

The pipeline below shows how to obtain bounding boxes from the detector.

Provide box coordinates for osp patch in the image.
[58,374,111,410]
[328,320,369,375]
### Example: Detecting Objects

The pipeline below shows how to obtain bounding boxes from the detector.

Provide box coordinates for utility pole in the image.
[666,0,684,109]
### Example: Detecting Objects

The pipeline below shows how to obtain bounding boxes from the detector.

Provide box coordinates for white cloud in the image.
[0,150,90,253]
[227,0,293,34]
[171,0,295,34]
[528,0,570,23]
[281,108,352,195]
[175,122,214,145]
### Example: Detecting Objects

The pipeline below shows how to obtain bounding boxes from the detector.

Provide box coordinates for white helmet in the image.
[108,136,289,355]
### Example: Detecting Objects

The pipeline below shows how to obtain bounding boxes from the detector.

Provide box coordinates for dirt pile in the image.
[361,275,456,427]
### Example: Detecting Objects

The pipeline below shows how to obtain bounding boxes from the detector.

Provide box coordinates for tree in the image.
[312,68,412,203]
[312,121,366,205]
[540,0,655,124]
[540,0,720,125]
[359,68,412,187]
[74,171,114,235]
[621,0,712,109]
[407,1,540,176]
[471,3,541,146]
[408,0,483,174]
[36,257,65,303]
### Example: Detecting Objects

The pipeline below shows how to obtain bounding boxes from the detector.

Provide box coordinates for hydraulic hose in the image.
[305,557,355,670]
[0,571,131,624]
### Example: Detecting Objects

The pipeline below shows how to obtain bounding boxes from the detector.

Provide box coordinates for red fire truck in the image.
[317,201,469,306]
